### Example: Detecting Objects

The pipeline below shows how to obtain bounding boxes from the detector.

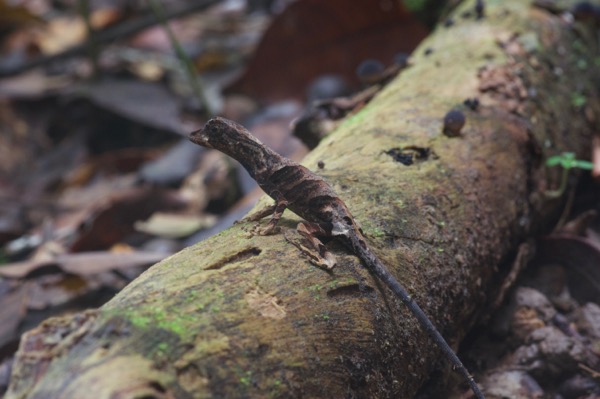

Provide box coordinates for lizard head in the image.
[189,118,221,149]
[190,117,264,152]
[189,117,279,179]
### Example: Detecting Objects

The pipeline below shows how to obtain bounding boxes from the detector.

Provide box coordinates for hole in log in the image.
[204,247,262,270]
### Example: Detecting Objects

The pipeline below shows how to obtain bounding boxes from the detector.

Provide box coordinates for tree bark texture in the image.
[6,0,600,398]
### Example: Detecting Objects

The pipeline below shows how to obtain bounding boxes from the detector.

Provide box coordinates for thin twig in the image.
[77,0,100,78]
[0,0,219,77]
[147,0,215,118]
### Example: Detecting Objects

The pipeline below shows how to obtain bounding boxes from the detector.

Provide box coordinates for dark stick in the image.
[0,0,219,77]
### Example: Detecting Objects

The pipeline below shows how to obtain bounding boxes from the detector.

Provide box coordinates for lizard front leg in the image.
[251,199,288,235]
[241,204,277,222]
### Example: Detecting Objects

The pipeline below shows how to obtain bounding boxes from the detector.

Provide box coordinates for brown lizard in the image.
[189,117,485,399]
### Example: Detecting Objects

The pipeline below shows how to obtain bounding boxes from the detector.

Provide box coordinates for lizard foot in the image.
[236,204,277,224]
[284,230,336,270]
[251,223,280,236]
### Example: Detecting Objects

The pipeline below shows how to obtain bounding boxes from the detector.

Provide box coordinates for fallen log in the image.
[6,0,599,398]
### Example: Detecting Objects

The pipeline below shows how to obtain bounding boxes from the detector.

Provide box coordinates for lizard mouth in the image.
[189,129,213,148]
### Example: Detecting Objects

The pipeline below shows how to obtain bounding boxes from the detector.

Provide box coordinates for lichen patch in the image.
[245,288,286,319]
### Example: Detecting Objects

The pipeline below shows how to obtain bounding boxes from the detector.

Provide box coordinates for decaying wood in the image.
[6,0,600,398]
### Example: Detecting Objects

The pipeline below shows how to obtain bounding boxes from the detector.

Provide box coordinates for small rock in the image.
[514,287,557,321]
[511,326,590,377]
[480,370,543,399]
[492,287,556,340]
[574,302,600,339]
[559,374,600,399]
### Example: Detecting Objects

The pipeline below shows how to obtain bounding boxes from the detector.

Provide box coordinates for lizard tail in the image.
[347,235,485,399]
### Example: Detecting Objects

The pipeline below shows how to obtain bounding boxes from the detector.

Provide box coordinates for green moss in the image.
[195,303,206,311]
[316,313,330,321]
[339,106,370,131]
[306,284,323,292]
[191,335,230,355]
[0,250,8,265]
[267,379,284,399]
[157,342,168,352]
[367,226,387,238]
[239,376,251,386]
[157,319,187,336]
[403,0,426,12]
[333,278,356,287]
[577,58,588,70]
[239,370,253,386]
[112,303,197,340]
[571,92,587,107]
[573,40,586,53]
[183,291,198,302]
[130,314,151,329]
[520,32,542,52]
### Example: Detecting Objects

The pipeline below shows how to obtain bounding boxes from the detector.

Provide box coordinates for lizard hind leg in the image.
[289,222,337,270]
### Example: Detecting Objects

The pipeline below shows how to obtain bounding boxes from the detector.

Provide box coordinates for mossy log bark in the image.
[6,1,600,398]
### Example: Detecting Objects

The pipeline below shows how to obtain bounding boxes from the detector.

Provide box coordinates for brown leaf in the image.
[226,0,428,102]
[0,1,42,28]
[0,251,167,279]
[33,17,87,55]
[76,80,188,136]
[0,196,28,245]
[536,235,600,305]
[134,212,216,238]
[0,285,27,350]
[69,187,185,252]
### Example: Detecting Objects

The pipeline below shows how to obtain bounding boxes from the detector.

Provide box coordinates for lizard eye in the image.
[342,216,353,226]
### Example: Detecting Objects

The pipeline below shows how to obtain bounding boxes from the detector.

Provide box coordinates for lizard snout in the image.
[189,129,213,148]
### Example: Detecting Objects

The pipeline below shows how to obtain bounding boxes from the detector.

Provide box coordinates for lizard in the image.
[189,116,485,399]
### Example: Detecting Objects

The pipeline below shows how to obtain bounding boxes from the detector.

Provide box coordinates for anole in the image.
[189,117,485,399]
